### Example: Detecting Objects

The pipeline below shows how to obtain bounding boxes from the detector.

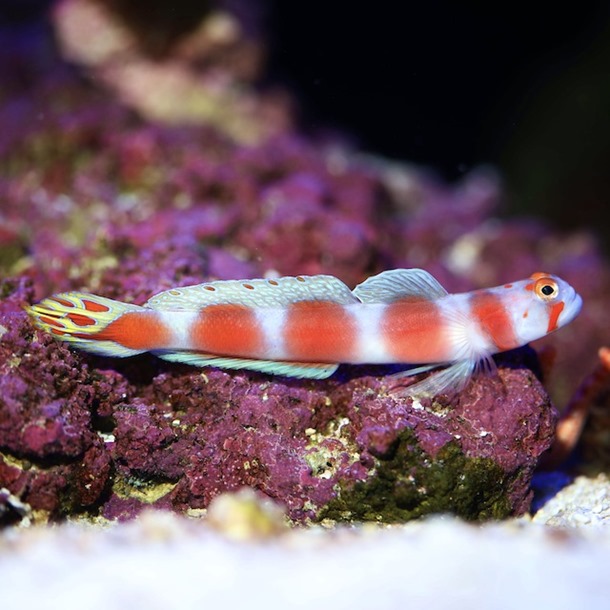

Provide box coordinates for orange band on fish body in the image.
[95,311,172,351]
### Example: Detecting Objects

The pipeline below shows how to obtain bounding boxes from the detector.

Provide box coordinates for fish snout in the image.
[559,289,583,328]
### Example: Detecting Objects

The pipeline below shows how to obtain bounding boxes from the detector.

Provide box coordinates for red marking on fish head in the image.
[525,272,549,292]
[547,301,565,333]
[530,272,551,281]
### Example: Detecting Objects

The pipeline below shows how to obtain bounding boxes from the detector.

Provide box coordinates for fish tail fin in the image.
[26,292,145,357]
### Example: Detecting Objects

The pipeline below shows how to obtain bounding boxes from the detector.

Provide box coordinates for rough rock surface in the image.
[2,272,557,522]
[1,2,609,525]
[533,474,610,527]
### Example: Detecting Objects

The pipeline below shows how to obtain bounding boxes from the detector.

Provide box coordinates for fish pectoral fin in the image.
[389,358,478,398]
[353,268,448,303]
[153,351,339,379]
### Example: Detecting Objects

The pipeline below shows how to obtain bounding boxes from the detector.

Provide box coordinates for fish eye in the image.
[534,278,558,301]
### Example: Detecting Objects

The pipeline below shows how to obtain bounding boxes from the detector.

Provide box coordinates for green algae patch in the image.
[319,429,511,523]
[113,474,177,504]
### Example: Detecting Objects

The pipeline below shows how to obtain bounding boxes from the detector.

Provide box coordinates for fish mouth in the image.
[559,292,583,326]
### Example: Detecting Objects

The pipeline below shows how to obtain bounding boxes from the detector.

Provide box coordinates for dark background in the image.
[266,2,610,237]
[2,0,610,240]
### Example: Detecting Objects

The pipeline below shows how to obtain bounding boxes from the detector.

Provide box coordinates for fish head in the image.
[513,272,582,344]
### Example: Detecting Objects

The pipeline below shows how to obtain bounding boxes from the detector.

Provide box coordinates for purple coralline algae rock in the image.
[0,279,111,516]
[0,16,608,526]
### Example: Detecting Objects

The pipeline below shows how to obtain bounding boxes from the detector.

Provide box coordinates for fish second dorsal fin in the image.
[353,269,448,304]
[145,275,359,311]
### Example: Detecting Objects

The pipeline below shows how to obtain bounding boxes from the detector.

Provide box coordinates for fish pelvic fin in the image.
[389,355,496,399]
[26,292,145,357]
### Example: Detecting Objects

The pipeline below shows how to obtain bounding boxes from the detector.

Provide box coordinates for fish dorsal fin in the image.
[145,275,358,311]
[353,269,448,304]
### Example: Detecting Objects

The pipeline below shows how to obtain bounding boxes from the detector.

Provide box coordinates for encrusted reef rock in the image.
[0,279,112,519]
[2,273,555,523]
[0,8,609,526]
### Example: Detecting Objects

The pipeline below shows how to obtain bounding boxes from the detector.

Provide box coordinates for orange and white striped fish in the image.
[26,269,582,396]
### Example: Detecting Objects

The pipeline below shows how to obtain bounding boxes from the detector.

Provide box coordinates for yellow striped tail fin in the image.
[26,292,145,357]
